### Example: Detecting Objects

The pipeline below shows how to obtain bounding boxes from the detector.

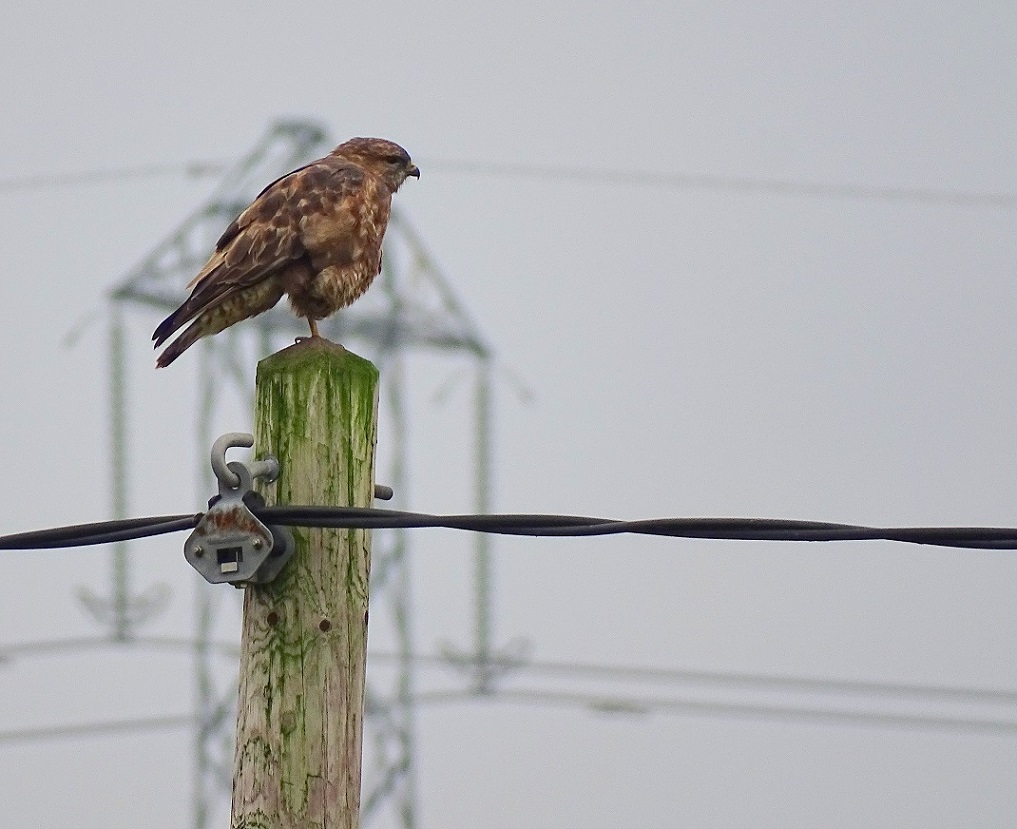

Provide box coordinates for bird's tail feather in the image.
[152,308,184,347]
[155,323,204,368]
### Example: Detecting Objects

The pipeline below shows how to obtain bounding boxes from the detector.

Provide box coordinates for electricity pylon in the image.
[104,119,499,828]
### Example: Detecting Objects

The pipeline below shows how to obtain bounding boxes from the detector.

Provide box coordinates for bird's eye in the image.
[385,154,406,165]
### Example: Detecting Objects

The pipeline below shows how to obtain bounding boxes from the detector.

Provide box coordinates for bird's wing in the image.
[154,158,378,348]
[153,164,326,347]
[187,160,318,288]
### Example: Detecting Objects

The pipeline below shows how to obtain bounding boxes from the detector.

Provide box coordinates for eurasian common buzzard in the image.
[153,137,419,367]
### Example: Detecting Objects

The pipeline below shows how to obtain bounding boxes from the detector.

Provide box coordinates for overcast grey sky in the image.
[2,1,1017,827]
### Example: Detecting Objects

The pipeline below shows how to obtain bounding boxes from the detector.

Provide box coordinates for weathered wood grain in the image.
[232,338,378,829]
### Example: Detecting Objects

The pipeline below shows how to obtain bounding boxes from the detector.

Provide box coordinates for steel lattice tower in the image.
[100,120,499,828]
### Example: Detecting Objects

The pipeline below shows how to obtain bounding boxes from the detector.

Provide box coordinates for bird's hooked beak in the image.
[406,163,420,179]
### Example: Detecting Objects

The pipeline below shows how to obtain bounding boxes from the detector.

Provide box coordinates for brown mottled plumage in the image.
[153,137,419,367]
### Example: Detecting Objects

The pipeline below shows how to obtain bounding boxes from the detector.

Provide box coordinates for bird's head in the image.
[331,137,420,191]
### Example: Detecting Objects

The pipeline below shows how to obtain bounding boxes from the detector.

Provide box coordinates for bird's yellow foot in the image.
[295,319,321,343]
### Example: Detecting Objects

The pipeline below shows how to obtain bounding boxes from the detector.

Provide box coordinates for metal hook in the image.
[211,432,279,490]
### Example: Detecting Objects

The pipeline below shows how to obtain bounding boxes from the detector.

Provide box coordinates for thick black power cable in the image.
[3,506,1017,551]
[261,507,1017,548]
[0,515,199,550]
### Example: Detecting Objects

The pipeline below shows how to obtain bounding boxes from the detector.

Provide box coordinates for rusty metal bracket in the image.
[184,433,294,587]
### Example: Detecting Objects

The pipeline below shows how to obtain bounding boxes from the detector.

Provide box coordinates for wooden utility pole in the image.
[232,339,379,829]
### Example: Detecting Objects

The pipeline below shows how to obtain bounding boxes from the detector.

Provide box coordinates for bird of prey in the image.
[153,137,420,367]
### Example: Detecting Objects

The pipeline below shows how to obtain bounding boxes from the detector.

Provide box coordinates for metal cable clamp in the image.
[184,432,295,587]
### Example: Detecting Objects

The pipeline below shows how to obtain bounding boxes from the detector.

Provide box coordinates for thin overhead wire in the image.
[0,715,193,744]
[436,654,1017,707]
[5,637,1011,710]
[2,638,1014,740]
[1,155,1014,208]
[0,161,225,193]
[3,694,1010,743]
[418,158,1017,208]
[414,689,1017,736]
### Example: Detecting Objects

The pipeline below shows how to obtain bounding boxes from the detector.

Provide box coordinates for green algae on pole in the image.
[232,338,378,829]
